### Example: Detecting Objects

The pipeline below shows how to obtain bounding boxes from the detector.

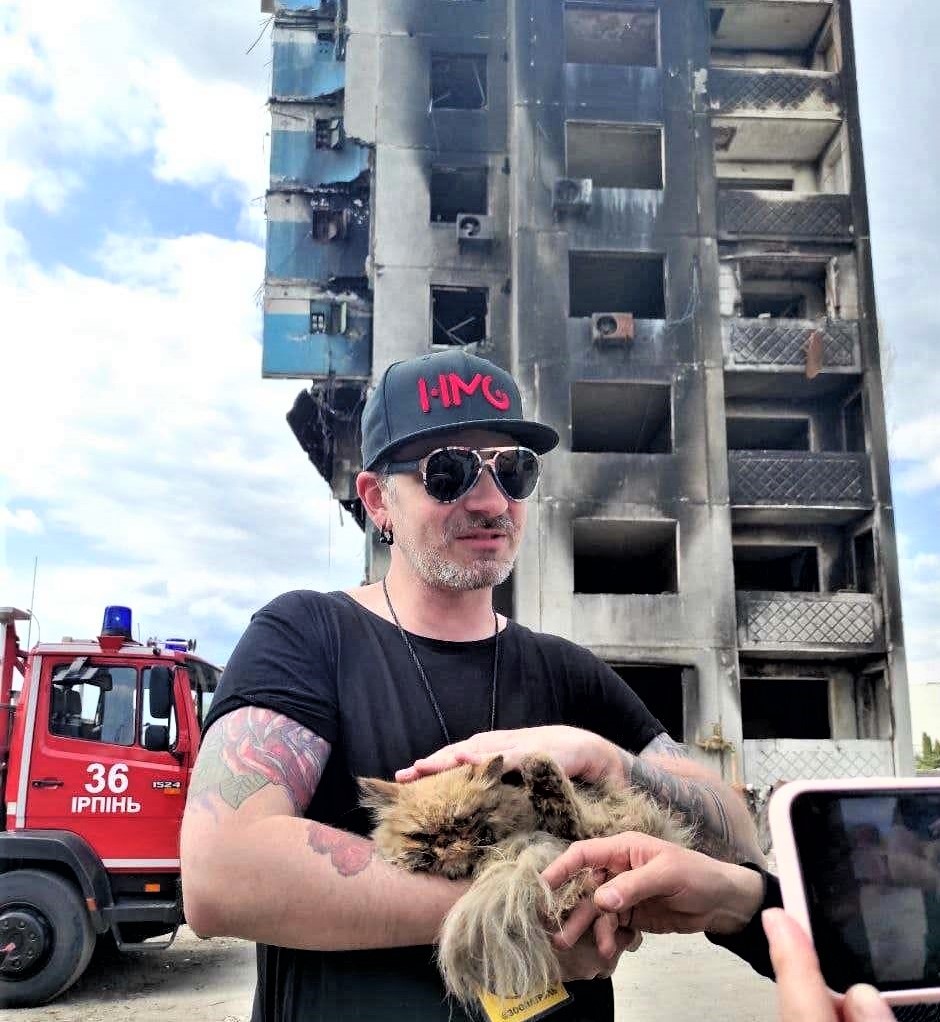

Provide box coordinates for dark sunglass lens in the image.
[424,449,480,502]
[495,449,539,500]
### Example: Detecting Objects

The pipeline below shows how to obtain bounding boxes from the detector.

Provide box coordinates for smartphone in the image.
[770,777,940,1006]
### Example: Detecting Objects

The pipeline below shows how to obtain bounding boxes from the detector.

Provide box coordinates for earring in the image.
[378,524,394,546]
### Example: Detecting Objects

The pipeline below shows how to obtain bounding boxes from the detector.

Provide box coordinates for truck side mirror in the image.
[143,723,169,752]
[148,666,173,720]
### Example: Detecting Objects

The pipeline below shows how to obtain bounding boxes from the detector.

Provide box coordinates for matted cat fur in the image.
[359,753,689,1006]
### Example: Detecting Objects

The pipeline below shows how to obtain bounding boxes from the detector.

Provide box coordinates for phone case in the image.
[769,777,940,1006]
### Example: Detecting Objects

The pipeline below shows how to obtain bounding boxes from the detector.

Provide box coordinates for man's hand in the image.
[763,909,892,1021]
[554,909,641,983]
[394,726,619,784]
[541,832,764,946]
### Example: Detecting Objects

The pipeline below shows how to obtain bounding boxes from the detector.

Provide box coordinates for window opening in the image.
[738,259,827,320]
[843,393,865,453]
[430,166,489,222]
[608,663,688,742]
[564,6,658,67]
[733,544,820,592]
[717,178,794,192]
[431,286,488,346]
[742,677,831,739]
[315,117,343,150]
[571,381,672,453]
[141,666,177,747]
[566,122,663,190]
[569,252,666,319]
[853,530,876,595]
[431,54,487,110]
[573,519,678,594]
[726,416,810,451]
[49,663,138,745]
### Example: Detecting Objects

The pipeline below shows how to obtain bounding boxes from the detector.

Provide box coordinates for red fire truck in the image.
[0,605,220,1006]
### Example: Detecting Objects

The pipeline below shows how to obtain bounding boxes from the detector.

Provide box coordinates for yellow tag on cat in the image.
[477,983,572,1022]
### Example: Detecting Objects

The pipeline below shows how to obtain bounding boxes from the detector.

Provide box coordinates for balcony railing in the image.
[718,190,853,242]
[737,591,881,653]
[741,739,894,788]
[730,450,871,507]
[724,318,860,372]
[710,68,842,117]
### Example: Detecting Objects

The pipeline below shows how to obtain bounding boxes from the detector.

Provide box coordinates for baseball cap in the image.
[360,349,559,470]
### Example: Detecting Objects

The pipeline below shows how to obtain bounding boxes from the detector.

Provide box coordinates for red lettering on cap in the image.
[482,375,511,411]
[417,372,512,413]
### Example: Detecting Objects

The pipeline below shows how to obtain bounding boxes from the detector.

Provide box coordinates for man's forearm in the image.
[182,812,465,950]
[618,749,765,865]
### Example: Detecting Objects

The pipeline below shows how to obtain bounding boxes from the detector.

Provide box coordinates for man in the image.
[181,349,765,1022]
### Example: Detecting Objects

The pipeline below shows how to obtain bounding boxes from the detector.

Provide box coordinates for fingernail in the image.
[847,985,890,1020]
[760,908,784,941]
[596,887,622,911]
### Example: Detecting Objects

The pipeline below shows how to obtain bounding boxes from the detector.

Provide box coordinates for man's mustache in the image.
[443,514,517,542]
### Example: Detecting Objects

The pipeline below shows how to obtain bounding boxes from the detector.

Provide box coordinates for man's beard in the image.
[398,514,517,592]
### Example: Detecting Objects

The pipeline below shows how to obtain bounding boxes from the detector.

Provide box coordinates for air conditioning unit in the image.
[553,177,593,215]
[591,312,635,345]
[456,213,495,245]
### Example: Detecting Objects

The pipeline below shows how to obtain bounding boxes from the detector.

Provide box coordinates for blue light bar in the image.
[101,606,132,639]
[163,638,190,653]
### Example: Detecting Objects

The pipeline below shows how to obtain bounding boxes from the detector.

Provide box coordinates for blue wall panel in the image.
[263,311,371,377]
[270,131,369,187]
[266,220,369,281]
[273,41,345,98]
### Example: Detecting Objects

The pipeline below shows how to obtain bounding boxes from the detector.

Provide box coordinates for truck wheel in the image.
[0,869,96,1007]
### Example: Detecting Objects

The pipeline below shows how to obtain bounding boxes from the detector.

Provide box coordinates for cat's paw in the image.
[520,755,582,841]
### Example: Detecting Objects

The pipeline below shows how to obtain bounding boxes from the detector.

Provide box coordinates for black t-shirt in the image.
[204,590,665,1022]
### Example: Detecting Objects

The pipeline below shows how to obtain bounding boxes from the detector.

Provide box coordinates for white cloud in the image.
[0,507,43,535]
[0,230,363,664]
[0,0,269,218]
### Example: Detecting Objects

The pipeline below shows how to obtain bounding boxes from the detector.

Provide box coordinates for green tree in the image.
[916,733,940,771]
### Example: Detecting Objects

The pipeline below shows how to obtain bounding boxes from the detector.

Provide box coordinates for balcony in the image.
[736,590,882,657]
[741,738,895,787]
[710,68,842,162]
[710,1,833,55]
[724,318,860,373]
[718,190,852,242]
[730,450,872,523]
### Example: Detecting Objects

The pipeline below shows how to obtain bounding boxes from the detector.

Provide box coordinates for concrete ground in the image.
[11,926,779,1022]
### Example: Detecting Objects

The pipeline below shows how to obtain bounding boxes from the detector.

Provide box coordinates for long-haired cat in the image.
[359,753,689,1006]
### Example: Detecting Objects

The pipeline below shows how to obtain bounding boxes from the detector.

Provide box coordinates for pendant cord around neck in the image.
[382,576,499,746]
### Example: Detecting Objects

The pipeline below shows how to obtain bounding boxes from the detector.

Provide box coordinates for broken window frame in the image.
[430,285,489,347]
[572,518,679,595]
[429,53,488,111]
[742,676,832,740]
[565,121,665,190]
[568,251,667,320]
[571,380,674,454]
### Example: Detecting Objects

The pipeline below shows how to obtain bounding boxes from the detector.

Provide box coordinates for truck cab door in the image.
[23,658,195,871]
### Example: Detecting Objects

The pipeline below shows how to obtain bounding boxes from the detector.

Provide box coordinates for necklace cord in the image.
[382,577,499,746]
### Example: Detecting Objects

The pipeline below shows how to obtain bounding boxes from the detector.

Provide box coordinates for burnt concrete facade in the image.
[262,0,913,782]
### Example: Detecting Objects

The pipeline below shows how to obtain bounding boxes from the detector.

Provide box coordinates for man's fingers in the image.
[594,855,677,913]
[552,897,599,950]
[616,927,643,954]
[762,909,837,1022]
[592,912,619,960]
[842,985,894,1021]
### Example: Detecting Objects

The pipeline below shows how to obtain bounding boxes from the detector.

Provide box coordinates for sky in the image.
[1,1,938,681]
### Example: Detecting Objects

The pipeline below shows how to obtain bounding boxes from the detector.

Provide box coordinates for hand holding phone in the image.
[770,777,940,1007]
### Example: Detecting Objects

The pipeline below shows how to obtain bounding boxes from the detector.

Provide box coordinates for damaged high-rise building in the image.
[260,0,913,781]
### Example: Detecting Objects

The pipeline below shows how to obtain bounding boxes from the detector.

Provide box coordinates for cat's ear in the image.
[479,754,505,785]
[358,776,401,809]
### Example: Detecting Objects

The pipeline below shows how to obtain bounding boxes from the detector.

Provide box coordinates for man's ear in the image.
[356,471,389,530]
[358,776,401,810]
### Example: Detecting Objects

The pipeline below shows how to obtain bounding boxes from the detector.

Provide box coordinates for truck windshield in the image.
[49,663,138,745]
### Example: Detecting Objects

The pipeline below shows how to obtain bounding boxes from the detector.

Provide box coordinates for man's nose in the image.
[461,464,509,515]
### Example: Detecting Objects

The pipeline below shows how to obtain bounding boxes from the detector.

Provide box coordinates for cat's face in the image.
[359,756,537,879]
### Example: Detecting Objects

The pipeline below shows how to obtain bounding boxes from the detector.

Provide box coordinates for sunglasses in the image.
[383,446,541,503]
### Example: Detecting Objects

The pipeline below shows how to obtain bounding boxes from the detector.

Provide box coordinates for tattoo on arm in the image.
[306,822,375,877]
[621,740,739,862]
[188,707,330,814]
[641,732,687,759]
